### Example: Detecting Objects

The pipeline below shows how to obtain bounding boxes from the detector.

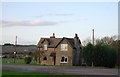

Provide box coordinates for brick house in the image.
[37,33,82,66]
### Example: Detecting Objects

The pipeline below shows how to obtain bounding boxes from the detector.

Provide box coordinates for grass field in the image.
[2,58,36,65]
[1,70,84,77]
[2,70,49,75]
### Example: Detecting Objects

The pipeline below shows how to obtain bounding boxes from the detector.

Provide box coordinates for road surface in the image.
[2,64,119,77]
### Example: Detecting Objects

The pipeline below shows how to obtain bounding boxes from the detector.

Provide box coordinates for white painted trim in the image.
[60,44,68,51]
[44,44,47,50]
[60,55,68,63]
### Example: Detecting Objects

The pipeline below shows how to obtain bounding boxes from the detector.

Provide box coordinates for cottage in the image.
[37,33,82,66]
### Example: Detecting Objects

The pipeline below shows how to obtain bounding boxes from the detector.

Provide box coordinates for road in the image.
[2,64,119,77]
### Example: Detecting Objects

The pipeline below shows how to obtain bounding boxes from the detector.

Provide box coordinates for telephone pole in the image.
[14,36,17,64]
[92,29,94,45]
[15,36,17,51]
[92,29,94,67]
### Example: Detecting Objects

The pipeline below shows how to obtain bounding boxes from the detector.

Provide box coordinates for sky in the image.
[1,1,118,45]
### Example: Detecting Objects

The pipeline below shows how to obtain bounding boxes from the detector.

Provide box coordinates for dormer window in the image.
[44,44,47,50]
[61,44,68,51]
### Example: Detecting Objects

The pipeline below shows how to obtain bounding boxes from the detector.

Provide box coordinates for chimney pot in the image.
[75,33,78,37]
[53,33,55,36]
[50,33,55,38]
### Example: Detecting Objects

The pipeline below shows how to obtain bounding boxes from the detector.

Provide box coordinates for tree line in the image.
[82,35,119,68]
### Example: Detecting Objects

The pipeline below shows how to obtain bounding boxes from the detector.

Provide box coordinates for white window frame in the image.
[44,44,47,50]
[61,44,68,51]
[60,56,68,63]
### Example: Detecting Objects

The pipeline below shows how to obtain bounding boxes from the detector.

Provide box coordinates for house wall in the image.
[40,39,73,66]
[55,39,73,66]
[41,48,55,65]
[38,37,82,66]
[40,39,54,65]
[73,38,82,66]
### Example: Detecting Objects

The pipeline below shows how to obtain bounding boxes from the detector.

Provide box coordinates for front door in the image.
[53,55,56,65]
[50,52,56,65]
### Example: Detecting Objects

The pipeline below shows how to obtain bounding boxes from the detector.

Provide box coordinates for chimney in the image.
[53,33,55,37]
[74,33,78,39]
[74,33,79,48]
[50,33,55,38]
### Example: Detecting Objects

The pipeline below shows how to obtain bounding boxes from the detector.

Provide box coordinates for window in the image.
[60,56,68,63]
[44,45,47,50]
[61,44,68,51]
[43,57,47,60]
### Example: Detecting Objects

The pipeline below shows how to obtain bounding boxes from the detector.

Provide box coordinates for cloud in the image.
[47,13,74,16]
[1,19,58,27]
[36,13,74,17]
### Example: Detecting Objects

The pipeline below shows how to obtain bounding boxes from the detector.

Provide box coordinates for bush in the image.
[24,56,32,64]
[94,43,117,68]
[83,43,94,66]
[83,43,117,68]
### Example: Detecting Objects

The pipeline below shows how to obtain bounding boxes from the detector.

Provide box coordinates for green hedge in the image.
[24,56,32,64]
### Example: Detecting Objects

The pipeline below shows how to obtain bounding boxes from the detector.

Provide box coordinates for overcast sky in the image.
[1,1,118,45]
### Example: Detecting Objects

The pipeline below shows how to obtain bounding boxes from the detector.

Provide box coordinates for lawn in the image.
[2,58,24,64]
[1,70,84,77]
[2,58,36,65]
[2,70,49,75]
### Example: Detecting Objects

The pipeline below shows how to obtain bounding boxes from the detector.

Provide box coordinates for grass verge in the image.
[1,70,84,77]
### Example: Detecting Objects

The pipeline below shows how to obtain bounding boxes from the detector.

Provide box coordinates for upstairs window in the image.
[60,56,68,63]
[61,44,68,51]
[44,45,47,50]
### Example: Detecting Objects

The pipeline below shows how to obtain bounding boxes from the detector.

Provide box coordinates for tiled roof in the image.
[37,37,75,48]
[38,38,62,48]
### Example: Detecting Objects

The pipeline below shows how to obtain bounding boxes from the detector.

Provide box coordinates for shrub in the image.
[83,43,94,66]
[24,56,32,64]
[94,43,117,68]
[83,43,117,68]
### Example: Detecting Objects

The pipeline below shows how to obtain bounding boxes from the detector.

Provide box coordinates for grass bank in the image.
[2,70,84,77]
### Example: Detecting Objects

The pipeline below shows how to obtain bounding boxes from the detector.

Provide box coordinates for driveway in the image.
[2,64,118,77]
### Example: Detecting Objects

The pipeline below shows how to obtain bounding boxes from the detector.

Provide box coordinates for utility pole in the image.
[92,29,94,45]
[92,29,94,67]
[15,36,17,51]
[14,36,17,64]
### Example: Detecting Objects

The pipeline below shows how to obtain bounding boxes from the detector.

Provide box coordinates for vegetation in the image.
[118,40,120,67]
[83,43,94,66]
[2,58,36,65]
[33,49,45,64]
[3,44,36,47]
[83,42,117,68]
[24,56,32,64]
[2,70,49,75]
[2,35,119,68]
[2,58,25,64]
[2,70,83,77]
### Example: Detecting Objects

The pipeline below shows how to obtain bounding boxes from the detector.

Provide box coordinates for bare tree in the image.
[33,47,45,64]
[82,37,91,46]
